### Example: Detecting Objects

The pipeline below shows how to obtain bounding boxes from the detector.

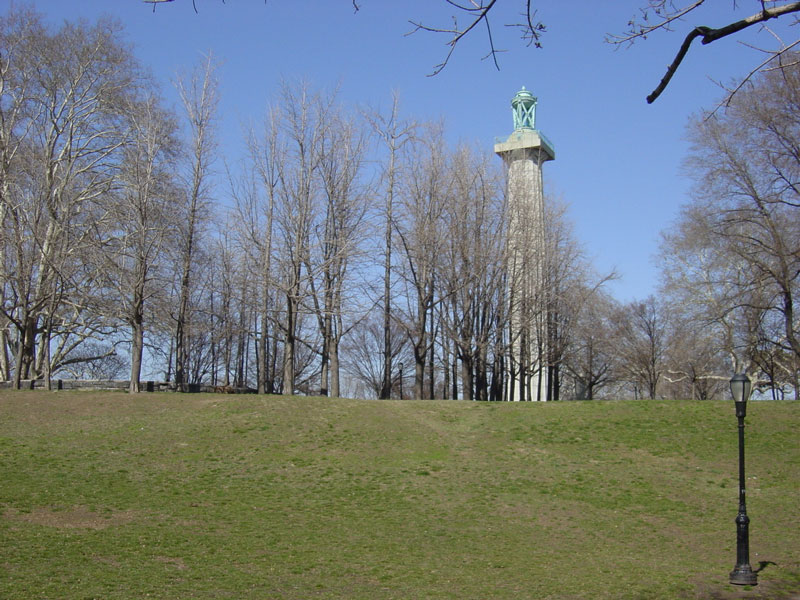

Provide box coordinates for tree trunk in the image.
[13,315,36,388]
[0,327,10,382]
[780,290,800,398]
[164,332,173,384]
[320,313,330,397]
[414,357,424,401]
[174,269,190,391]
[330,340,340,398]
[428,314,435,400]
[257,199,274,394]
[174,55,217,392]
[236,287,247,388]
[130,319,144,394]
[270,331,279,394]
[174,207,195,391]
[12,315,26,390]
[43,323,52,391]
[381,184,393,399]
[461,353,474,401]
[257,314,268,394]
[283,292,296,395]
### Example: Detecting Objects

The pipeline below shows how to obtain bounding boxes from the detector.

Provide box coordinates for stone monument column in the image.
[494,87,554,401]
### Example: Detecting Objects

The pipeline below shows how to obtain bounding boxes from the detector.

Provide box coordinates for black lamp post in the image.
[729,373,758,586]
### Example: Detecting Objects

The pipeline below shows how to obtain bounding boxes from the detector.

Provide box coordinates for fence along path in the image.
[0,380,256,393]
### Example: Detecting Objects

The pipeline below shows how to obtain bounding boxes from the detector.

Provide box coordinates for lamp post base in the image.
[730,565,758,586]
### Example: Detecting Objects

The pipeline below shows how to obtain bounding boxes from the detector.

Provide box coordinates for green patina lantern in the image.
[511,86,537,131]
[495,85,554,161]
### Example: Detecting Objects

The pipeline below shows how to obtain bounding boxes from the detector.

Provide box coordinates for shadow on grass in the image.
[755,560,777,573]
[692,561,800,600]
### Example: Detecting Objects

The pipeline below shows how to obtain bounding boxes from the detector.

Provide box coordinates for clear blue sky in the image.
[4,0,790,301]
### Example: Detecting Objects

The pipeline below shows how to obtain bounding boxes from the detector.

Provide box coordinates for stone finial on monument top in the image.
[511,86,537,131]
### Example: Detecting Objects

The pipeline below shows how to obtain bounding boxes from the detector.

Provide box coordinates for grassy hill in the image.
[1,391,798,599]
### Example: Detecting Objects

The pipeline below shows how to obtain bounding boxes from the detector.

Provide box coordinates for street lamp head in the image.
[730,373,752,418]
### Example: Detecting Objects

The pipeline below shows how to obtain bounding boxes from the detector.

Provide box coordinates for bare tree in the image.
[0,8,40,381]
[97,94,180,393]
[394,126,449,399]
[249,110,283,394]
[59,341,128,380]
[306,107,370,397]
[660,60,800,395]
[271,82,334,394]
[209,226,239,387]
[237,109,282,394]
[658,204,761,393]
[437,144,506,400]
[563,289,618,400]
[341,310,408,399]
[365,93,416,400]
[173,53,218,391]
[613,296,667,399]
[234,83,361,396]
[543,198,617,400]
[0,10,145,387]
[661,308,729,400]
[179,240,221,386]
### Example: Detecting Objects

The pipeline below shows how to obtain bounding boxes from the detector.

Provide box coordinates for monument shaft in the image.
[495,88,554,401]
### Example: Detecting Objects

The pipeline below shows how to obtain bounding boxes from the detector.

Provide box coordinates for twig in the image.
[609,0,706,45]
[706,38,800,117]
[408,0,498,76]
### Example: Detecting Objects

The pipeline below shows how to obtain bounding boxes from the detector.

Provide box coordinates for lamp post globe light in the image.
[729,373,758,586]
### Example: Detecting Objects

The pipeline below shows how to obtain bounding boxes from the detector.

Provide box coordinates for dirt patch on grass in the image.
[155,555,188,570]
[3,505,139,530]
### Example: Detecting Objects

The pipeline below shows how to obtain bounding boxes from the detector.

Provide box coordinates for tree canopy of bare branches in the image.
[660,56,800,397]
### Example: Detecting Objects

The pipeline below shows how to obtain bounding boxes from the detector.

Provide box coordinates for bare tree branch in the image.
[646,25,710,104]
[644,1,800,103]
[143,0,176,13]
[610,0,707,44]
[408,0,498,76]
[406,0,544,76]
[706,37,800,117]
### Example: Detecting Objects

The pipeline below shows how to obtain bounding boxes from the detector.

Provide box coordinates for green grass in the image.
[1,391,798,599]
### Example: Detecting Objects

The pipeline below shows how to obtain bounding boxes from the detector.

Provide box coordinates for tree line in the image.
[1,9,797,399]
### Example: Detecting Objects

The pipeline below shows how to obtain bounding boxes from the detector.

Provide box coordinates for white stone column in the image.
[495,129,554,401]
